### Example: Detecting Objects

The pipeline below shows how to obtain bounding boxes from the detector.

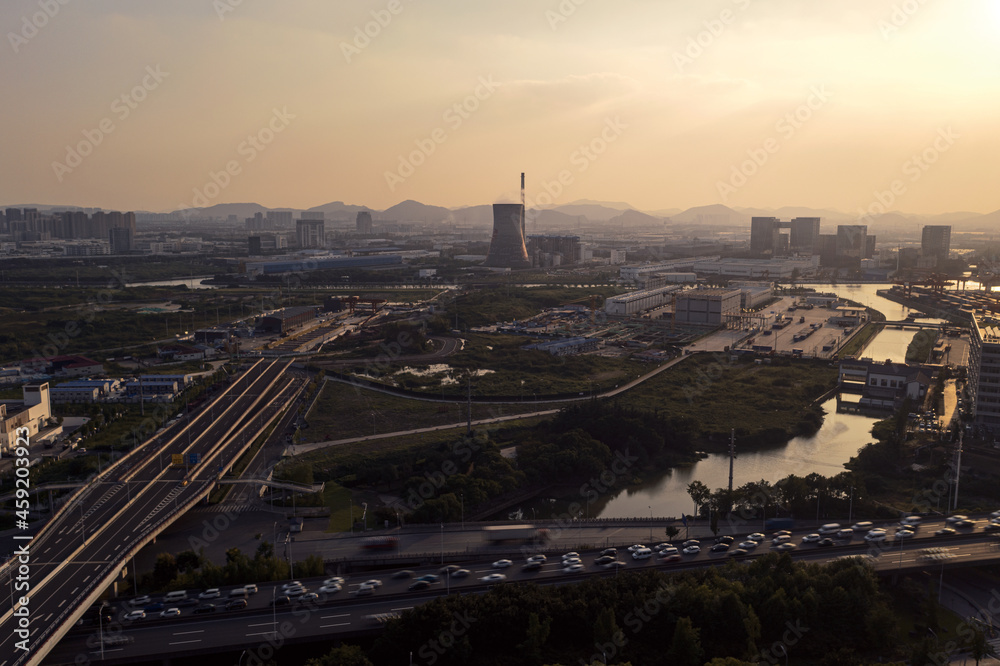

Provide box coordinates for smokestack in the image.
[520,172,525,238]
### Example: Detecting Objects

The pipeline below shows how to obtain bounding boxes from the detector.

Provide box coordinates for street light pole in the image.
[649,506,653,543]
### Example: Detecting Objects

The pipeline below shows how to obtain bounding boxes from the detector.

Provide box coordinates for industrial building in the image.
[484,203,531,269]
[729,281,774,309]
[619,256,720,283]
[257,306,318,334]
[969,311,1000,431]
[692,257,818,279]
[838,359,933,411]
[604,285,682,316]
[675,289,742,325]
[0,383,51,453]
[749,217,821,256]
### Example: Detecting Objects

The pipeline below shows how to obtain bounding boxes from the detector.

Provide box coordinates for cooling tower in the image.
[483,203,531,269]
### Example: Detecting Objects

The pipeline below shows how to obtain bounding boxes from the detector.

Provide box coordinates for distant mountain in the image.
[669,204,747,226]
[607,209,666,227]
[549,203,626,222]
[380,200,453,223]
[530,208,586,229]
[2,203,110,213]
[922,211,984,224]
[646,208,684,217]
[305,201,374,218]
[450,205,494,227]
[176,202,270,219]
[953,209,1000,231]
[560,198,635,211]
[735,206,851,221]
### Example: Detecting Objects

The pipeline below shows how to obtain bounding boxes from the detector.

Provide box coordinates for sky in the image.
[1,0,998,216]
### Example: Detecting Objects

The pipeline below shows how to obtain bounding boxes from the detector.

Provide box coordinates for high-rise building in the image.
[836,225,868,260]
[789,217,820,253]
[750,217,781,256]
[248,236,262,256]
[267,211,293,229]
[108,227,133,254]
[970,312,1000,431]
[921,225,951,264]
[483,203,531,269]
[296,219,325,248]
[356,211,373,236]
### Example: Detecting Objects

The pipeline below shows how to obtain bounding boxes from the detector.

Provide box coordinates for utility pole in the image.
[466,375,472,436]
[728,429,735,494]
[952,431,963,512]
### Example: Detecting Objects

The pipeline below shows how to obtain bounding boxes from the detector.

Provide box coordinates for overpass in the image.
[0,359,317,666]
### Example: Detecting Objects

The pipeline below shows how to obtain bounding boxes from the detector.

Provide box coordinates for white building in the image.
[604,285,683,316]
[0,383,51,453]
[970,312,1000,431]
[675,288,742,325]
[619,256,720,283]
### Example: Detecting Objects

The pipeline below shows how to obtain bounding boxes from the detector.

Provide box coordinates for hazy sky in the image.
[2,0,998,215]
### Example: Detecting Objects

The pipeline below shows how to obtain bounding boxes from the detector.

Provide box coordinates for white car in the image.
[124,610,145,621]
[945,515,968,525]
[682,545,700,555]
[562,552,580,559]
[318,584,342,594]
[864,530,887,542]
[562,557,582,566]
[626,545,646,553]
[772,535,791,545]
[361,579,382,589]
[281,581,303,590]
[659,546,679,556]
[894,529,916,539]
[836,529,855,539]
[480,573,506,583]
[323,577,344,587]
[746,533,766,542]
[801,534,821,543]
[198,589,220,600]
[562,563,585,573]
[526,555,547,563]
[492,559,513,569]
[738,541,758,550]
[159,608,181,618]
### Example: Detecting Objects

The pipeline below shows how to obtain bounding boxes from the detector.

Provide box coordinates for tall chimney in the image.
[520,172,525,239]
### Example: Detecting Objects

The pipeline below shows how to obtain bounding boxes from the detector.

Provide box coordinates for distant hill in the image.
[953,209,1000,231]
[669,204,747,226]
[529,208,586,231]
[450,205,494,227]
[550,203,627,222]
[305,201,374,219]
[645,207,684,217]
[607,209,666,228]
[561,198,635,211]
[735,206,851,221]
[176,202,270,219]
[380,200,453,223]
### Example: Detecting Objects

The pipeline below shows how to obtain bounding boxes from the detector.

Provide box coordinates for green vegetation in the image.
[614,354,835,447]
[836,322,884,359]
[364,557,906,665]
[905,330,937,363]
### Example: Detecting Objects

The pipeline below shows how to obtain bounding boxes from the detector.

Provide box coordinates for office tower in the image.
[248,236,262,256]
[836,225,868,260]
[267,210,293,229]
[356,211,373,236]
[921,225,952,264]
[750,217,781,256]
[108,227,133,254]
[789,217,820,253]
[296,219,325,248]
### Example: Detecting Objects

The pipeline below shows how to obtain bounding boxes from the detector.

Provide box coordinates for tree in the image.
[519,612,551,662]
[305,644,373,666]
[969,627,993,665]
[665,525,680,541]
[687,481,710,516]
[667,617,703,666]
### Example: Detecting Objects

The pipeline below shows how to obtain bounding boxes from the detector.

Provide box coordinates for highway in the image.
[0,360,301,666]
[40,516,1000,664]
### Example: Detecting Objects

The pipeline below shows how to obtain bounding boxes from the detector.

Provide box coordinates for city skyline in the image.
[3,1,999,216]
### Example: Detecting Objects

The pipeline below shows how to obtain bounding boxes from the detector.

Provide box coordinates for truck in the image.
[483,525,548,544]
[765,517,795,531]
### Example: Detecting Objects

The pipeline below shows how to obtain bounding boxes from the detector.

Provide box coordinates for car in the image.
[354,586,374,597]
[819,523,842,535]
[935,527,957,536]
[522,561,543,571]
[653,543,672,552]
[600,548,618,557]
[682,540,700,548]
[124,610,145,621]
[659,546,679,556]
[945,515,968,525]
[318,584,342,594]
[270,596,291,607]
[747,533,766,542]
[130,595,152,607]
[715,536,735,545]
[900,516,922,528]
[562,563,585,573]
[323,577,345,587]
[774,543,797,552]
[440,564,461,575]
[738,541,758,550]
[415,574,439,584]
[242,584,258,595]
[984,523,1000,533]
[361,579,383,589]
[729,548,750,558]
[298,593,319,603]
[562,552,580,560]
[682,545,700,555]
[990,510,1000,519]
[563,556,583,565]
[660,553,682,562]
[954,519,975,529]
[817,538,835,548]
[864,531,887,543]
[285,586,307,598]
[626,545,646,553]
[159,607,181,618]
[771,530,792,538]
[772,535,791,545]
[198,589,221,600]
[851,521,874,532]
[894,529,916,540]
[390,570,414,579]
[836,529,855,539]
[710,543,730,553]
[595,555,616,566]
[408,580,431,591]
[226,598,248,610]
[603,560,627,568]
[801,534,821,543]
[492,559,513,569]
[479,573,507,583]
[451,569,470,579]
[281,581,303,591]
[193,604,216,614]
